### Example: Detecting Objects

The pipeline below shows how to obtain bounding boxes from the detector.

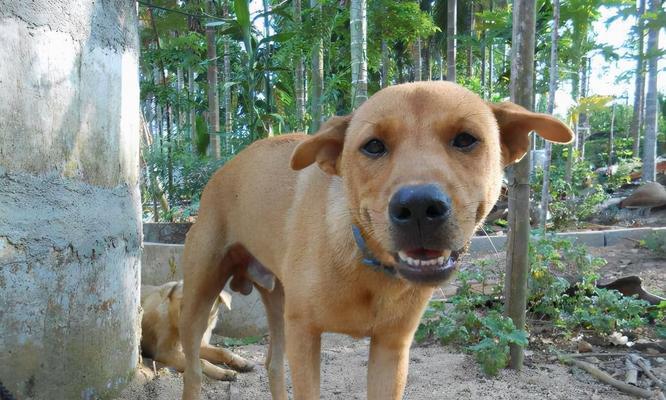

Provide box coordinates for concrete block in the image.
[143,223,192,244]
[555,230,605,247]
[470,235,507,254]
[604,227,666,246]
[141,243,268,338]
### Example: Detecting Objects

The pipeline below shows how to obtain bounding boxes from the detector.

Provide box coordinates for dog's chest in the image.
[313,278,427,337]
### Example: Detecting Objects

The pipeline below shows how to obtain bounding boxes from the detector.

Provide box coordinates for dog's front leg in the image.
[367,334,411,400]
[285,322,321,399]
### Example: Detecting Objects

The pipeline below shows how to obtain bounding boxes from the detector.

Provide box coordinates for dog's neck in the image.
[351,224,398,277]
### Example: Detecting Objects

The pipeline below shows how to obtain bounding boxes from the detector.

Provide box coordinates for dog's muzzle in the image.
[352,224,466,285]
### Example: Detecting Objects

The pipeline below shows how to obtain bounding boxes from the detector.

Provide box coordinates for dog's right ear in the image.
[290,114,352,175]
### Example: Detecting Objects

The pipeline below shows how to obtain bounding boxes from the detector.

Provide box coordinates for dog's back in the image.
[191,134,327,283]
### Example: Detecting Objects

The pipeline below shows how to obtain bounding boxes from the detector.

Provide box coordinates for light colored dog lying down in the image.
[140,281,254,380]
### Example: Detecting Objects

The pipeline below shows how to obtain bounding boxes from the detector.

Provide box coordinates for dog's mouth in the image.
[392,248,459,284]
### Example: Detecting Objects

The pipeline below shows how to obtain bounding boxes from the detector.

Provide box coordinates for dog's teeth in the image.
[398,251,408,261]
[437,256,445,265]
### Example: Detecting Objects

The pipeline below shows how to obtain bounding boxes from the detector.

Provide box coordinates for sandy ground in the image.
[118,241,665,399]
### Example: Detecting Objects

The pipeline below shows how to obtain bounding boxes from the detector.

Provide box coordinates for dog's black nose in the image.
[389,184,451,227]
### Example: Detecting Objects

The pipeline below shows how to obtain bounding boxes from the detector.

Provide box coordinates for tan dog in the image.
[179,81,573,399]
[140,281,254,380]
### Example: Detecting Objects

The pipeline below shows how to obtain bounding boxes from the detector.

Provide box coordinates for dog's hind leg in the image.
[199,345,255,372]
[180,226,233,400]
[257,281,288,400]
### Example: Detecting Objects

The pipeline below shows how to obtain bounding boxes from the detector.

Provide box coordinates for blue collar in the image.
[352,224,397,277]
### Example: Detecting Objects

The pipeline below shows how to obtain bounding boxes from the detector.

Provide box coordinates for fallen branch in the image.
[561,358,656,398]
[564,352,666,358]
[625,356,638,386]
[630,354,666,391]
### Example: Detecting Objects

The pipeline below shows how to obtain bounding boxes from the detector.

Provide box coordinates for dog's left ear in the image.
[489,102,573,165]
[290,114,352,175]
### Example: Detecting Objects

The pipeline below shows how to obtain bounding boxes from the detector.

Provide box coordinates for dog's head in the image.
[291,82,572,285]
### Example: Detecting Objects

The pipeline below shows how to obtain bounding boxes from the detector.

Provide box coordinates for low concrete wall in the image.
[144,227,666,338]
[142,243,268,338]
[143,222,192,244]
[470,227,666,254]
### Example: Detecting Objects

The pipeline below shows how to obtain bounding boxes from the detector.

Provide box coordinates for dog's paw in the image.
[215,370,238,382]
[230,357,255,373]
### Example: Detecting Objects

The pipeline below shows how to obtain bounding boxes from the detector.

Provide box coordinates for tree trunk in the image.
[481,32,486,98]
[350,0,368,108]
[564,58,581,185]
[188,66,197,151]
[177,66,185,134]
[438,44,444,80]
[487,0,494,97]
[641,0,660,182]
[223,1,232,145]
[412,39,422,81]
[504,0,535,372]
[447,0,457,82]
[423,38,432,80]
[262,0,273,136]
[294,0,306,130]
[467,1,474,79]
[206,0,221,159]
[630,0,646,158]
[310,0,323,131]
[609,101,616,171]
[397,44,406,83]
[381,39,390,87]
[540,0,559,233]
[488,40,493,97]
[578,57,589,161]
[0,2,141,398]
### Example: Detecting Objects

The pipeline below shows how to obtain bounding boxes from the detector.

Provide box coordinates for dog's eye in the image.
[361,139,387,157]
[451,132,478,151]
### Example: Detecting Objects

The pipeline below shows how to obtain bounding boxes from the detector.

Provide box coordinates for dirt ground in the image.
[118,241,666,400]
[118,333,643,400]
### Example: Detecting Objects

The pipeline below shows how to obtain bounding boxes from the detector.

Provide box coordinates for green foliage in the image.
[652,301,666,339]
[587,104,632,142]
[528,238,649,335]
[416,266,528,376]
[142,137,225,221]
[641,231,666,258]
[570,286,649,333]
[605,159,640,191]
[532,162,609,230]
[419,238,654,375]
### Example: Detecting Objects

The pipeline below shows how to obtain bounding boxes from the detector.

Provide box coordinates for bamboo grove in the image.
[139,0,665,223]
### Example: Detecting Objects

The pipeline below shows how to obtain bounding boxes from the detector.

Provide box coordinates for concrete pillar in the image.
[0,1,141,398]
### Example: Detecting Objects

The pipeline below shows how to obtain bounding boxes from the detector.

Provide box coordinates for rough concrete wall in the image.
[0,1,141,398]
